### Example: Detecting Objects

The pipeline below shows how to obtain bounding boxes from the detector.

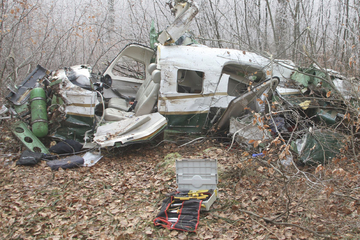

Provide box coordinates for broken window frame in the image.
[176,69,205,94]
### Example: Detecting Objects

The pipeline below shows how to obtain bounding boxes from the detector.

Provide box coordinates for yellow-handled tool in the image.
[173,189,213,201]
[173,195,208,201]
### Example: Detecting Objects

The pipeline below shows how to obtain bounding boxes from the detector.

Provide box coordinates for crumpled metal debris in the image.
[294,128,347,165]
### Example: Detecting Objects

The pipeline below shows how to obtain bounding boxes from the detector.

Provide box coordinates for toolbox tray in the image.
[176,159,218,211]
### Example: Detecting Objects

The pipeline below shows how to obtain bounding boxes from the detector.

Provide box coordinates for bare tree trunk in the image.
[108,0,115,41]
[288,0,300,62]
[233,0,241,48]
[265,0,277,54]
[208,0,223,48]
[341,0,350,66]
[264,3,269,51]
[275,0,289,58]
[244,0,252,49]
[257,0,262,51]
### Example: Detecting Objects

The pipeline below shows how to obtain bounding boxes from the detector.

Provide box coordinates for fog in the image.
[0,0,358,91]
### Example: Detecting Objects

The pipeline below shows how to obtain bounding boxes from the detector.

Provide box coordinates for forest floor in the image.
[1,122,360,240]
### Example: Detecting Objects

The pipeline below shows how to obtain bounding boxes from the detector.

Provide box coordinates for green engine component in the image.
[30,87,48,137]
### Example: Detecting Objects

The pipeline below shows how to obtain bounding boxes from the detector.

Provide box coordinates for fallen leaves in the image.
[1,131,360,239]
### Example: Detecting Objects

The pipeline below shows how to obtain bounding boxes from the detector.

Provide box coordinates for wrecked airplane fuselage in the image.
[98,43,284,140]
[3,0,290,152]
[5,43,285,152]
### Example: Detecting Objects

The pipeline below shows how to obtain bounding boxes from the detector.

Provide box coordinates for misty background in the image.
[0,0,358,96]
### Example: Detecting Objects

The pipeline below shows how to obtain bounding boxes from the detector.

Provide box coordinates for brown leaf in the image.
[325,186,334,198]
[145,228,153,235]
[342,207,353,215]
[170,231,178,237]
[315,164,324,174]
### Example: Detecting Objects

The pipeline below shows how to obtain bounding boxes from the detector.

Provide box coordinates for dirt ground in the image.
[1,123,360,240]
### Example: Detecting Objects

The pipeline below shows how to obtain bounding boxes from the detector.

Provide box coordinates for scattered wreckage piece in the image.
[16,150,44,166]
[229,114,272,147]
[7,65,50,106]
[158,0,199,45]
[294,129,347,165]
[275,66,359,126]
[268,66,356,165]
[15,138,102,169]
[10,121,50,154]
[6,66,51,153]
[93,112,167,147]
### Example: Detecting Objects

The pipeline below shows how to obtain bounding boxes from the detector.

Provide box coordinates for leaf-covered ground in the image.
[1,124,360,239]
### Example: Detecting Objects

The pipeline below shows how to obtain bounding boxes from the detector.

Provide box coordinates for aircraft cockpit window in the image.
[112,56,146,80]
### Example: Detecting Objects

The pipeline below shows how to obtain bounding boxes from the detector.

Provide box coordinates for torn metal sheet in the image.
[229,114,271,144]
[48,65,99,142]
[83,151,103,167]
[94,112,167,147]
[215,78,279,130]
[274,66,358,127]
[158,1,199,45]
[6,65,50,106]
[296,129,347,165]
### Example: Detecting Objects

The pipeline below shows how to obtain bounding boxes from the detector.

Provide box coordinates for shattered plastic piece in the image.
[82,151,103,167]
[46,155,84,171]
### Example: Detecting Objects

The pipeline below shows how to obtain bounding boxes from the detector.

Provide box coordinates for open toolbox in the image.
[175,158,218,211]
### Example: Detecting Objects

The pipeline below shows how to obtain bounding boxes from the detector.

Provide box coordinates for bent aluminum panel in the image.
[216,78,279,130]
[158,2,199,45]
[7,65,50,105]
[94,112,167,147]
